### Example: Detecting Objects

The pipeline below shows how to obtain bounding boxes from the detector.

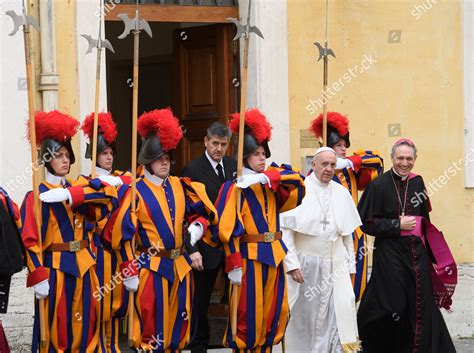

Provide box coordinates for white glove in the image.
[236,174,269,189]
[98,175,123,187]
[123,276,139,292]
[39,188,71,204]
[228,268,243,285]
[336,158,354,170]
[188,221,204,246]
[34,280,49,299]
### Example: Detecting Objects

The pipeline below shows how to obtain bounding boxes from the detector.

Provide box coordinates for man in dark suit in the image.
[182,122,236,353]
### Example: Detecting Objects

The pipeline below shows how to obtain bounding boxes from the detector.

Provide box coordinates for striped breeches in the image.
[131,268,193,353]
[225,259,289,353]
[352,228,369,302]
[95,246,129,353]
[32,268,100,353]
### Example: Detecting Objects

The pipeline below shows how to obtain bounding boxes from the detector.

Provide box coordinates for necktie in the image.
[216,164,225,182]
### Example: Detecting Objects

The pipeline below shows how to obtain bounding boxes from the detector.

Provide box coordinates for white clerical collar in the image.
[243,167,258,175]
[391,168,408,181]
[95,166,111,176]
[205,150,224,175]
[144,169,165,186]
[310,172,331,188]
[45,171,66,186]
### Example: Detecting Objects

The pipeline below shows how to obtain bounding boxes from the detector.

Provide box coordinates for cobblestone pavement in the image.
[124,339,474,352]
[183,340,474,353]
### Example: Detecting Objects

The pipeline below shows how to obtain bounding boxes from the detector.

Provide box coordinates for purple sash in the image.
[401,216,457,310]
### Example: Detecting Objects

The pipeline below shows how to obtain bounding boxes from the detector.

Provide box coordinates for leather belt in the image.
[48,239,89,252]
[240,231,282,243]
[136,245,183,259]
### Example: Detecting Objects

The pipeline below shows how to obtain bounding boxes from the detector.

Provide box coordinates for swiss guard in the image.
[205,109,305,353]
[109,108,218,352]
[81,112,131,353]
[20,110,118,352]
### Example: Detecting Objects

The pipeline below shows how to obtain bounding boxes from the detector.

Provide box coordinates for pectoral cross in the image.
[321,216,330,231]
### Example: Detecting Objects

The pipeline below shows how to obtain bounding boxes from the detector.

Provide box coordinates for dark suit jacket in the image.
[182,154,237,269]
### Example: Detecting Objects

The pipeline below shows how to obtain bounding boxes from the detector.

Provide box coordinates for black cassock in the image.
[357,170,455,353]
[0,190,23,314]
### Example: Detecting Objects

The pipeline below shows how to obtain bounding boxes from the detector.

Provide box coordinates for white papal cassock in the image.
[281,172,362,353]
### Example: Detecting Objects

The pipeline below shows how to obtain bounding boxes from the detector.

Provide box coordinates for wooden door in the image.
[174,24,239,345]
[107,55,174,172]
[173,23,239,174]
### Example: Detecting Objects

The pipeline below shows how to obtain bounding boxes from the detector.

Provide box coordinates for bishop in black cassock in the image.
[357,139,456,353]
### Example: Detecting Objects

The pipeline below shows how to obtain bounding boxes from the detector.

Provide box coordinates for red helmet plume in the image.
[31,110,79,147]
[229,108,272,144]
[81,112,118,144]
[137,108,183,151]
[309,111,349,139]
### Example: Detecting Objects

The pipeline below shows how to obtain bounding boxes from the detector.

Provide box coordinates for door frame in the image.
[104,4,239,23]
[104,4,240,172]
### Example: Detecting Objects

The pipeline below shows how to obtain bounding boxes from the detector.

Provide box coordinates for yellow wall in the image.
[287,0,473,262]
[54,0,81,176]
[28,0,80,178]
[29,0,80,176]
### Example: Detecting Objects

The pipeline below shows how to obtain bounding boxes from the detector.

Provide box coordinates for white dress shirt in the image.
[205,150,225,177]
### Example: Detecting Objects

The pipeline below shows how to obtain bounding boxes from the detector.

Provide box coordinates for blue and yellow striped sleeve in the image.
[207,182,245,272]
[181,177,218,227]
[68,178,118,222]
[19,192,49,287]
[69,177,118,206]
[265,163,305,213]
[348,149,384,190]
[103,186,138,277]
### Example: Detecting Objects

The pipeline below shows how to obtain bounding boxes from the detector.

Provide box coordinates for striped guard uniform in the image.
[20,178,117,353]
[206,163,305,353]
[333,149,383,301]
[110,176,218,353]
[81,171,133,353]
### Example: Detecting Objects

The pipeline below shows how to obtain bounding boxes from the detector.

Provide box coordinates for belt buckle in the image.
[170,248,180,259]
[264,232,275,242]
[69,240,81,252]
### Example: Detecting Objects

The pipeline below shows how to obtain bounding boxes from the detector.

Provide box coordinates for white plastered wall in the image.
[463,0,474,188]
[239,0,291,165]
[76,0,109,176]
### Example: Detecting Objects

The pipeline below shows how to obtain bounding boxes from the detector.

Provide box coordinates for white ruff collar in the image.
[95,166,111,176]
[144,169,165,186]
[45,171,66,186]
[243,167,258,175]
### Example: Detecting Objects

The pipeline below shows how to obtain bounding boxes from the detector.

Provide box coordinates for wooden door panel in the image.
[173,25,238,340]
[106,56,174,173]
[188,48,217,111]
[173,23,238,174]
